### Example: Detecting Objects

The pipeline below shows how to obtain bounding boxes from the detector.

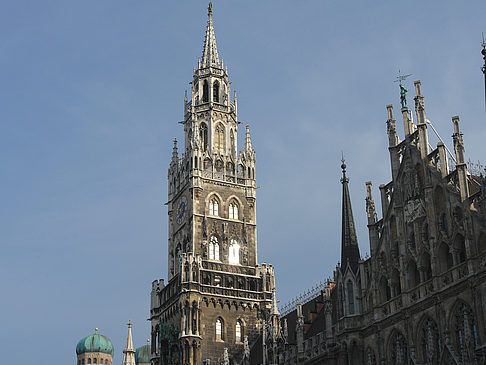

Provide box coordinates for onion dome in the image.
[135,344,151,364]
[76,332,114,357]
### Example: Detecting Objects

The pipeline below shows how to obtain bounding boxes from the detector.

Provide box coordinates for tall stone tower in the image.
[150,3,276,364]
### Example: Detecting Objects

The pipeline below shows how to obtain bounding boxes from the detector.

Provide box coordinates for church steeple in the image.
[122,321,136,365]
[201,2,221,68]
[340,159,360,273]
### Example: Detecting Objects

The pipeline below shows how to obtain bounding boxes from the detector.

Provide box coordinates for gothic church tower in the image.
[150,4,276,364]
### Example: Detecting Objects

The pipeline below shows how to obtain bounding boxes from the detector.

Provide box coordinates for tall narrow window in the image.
[216,318,224,341]
[229,239,240,264]
[215,124,225,154]
[209,236,219,260]
[229,202,239,219]
[209,198,219,216]
[203,80,209,102]
[213,81,220,103]
[200,123,208,151]
[236,320,243,342]
[347,281,355,315]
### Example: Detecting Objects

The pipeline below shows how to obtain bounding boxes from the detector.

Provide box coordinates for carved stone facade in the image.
[259,82,486,365]
[150,5,275,365]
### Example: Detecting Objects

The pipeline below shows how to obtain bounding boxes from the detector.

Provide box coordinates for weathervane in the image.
[394,69,412,110]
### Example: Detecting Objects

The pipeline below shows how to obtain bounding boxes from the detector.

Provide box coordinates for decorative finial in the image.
[127,320,133,328]
[147,339,150,343]
[95,328,99,333]
[340,153,348,183]
[394,69,412,110]
[208,2,212,17]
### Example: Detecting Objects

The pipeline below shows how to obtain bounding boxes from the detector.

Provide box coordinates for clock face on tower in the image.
[176,196,187,225]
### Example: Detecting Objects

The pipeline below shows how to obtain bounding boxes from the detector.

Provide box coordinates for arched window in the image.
[236,320,243,342]
[453,302,479,361]
[420,318,441,364]
[391,269,401,296]
[229,239,240,264]
[420,252,432,281]
[215,124,225,154]
[209,198,219,216]
[209,236,220,260]
[200,123,208,151]
[213,81,220,103]
[88,360,91,364]
[390,331,408,364]
[379,276,391,302]
[347,280,355,315]
[438,242,453,272]
[216,318,224,341]
[229,202,239,219]
[454,235,466,264]
[203,80,209,102]
[366,347,377,365]
[406,260,420,288]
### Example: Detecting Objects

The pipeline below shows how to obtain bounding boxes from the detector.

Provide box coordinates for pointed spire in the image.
[340,158,360,273]
[172,139,179,163]
[122,321,136,365]
[244,125,254,152]
[201,2,221,68]
[271,287,280,316]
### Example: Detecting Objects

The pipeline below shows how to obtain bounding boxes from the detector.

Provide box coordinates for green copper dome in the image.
[135,345,151,364]
[76,333,114,356]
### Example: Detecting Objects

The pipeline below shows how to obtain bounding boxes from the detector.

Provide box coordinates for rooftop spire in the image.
[270,287,280,316]
[201,2,221,68]
[122,320,136,365]
[340,158,360,273]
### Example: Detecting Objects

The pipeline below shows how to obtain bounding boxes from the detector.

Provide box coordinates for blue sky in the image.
[1,1,485,363]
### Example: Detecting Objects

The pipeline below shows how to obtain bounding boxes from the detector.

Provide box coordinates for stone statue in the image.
[400,84,408,109]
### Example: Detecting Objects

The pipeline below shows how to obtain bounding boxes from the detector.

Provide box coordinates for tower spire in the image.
[201,2,221,68]
[122,320,136,365]
[340,158,360,273]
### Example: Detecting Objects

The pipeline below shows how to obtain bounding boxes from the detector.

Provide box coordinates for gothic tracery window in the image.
[347,280,355,315]
[454,302,478,361]
[200,123,208,151]
[421,318,441,364]
[366,347,377,365]
[213,81,220,103]
[209,236,220,261]
[229,201,239,219]
[203,80,209,102]
[215,124,225,154]
[209,198,219,216]
[390,331,408,365]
